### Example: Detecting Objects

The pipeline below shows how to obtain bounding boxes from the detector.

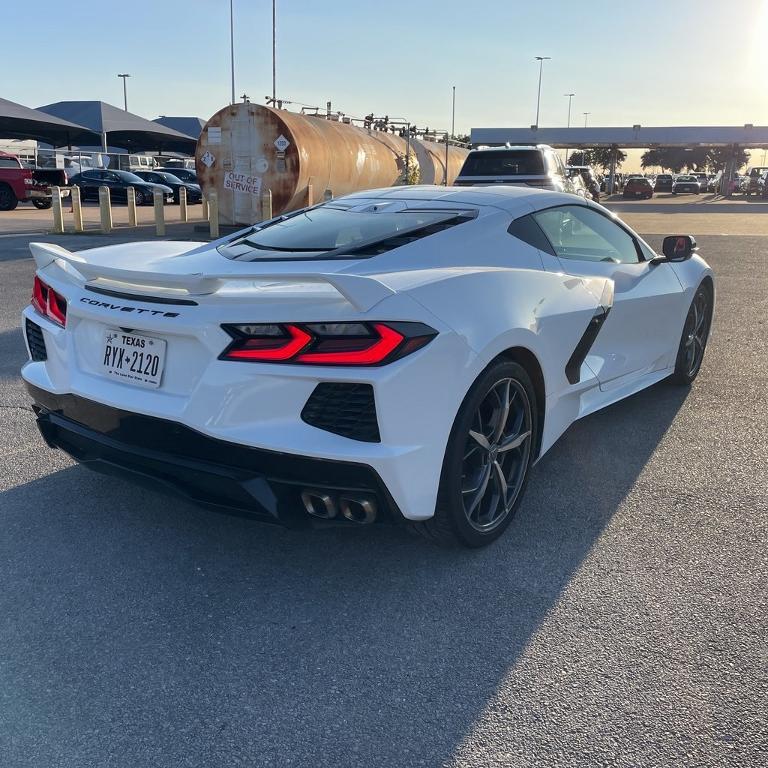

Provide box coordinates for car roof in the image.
[338,184,579,215]
[468,144,552,153]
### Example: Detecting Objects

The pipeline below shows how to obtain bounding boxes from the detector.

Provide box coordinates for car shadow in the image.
[0,381,688,766]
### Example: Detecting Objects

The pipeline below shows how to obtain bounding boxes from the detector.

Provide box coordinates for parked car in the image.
[623,177,654,199]
[158,167,198,184]
[566,169,589,198]
[654,174,675,193]
[744,166,768,196]
[133,170,202,204]
[454,145,575,194]
[567,165,600,201]
[22,185,714,547]
[672,175,701,195]
[692,172,709,191]
[69,170,173,205]
[0,152,70,211]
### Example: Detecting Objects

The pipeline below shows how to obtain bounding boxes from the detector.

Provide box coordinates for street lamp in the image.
[117,74,130,111]
[534,56,551,128]
[583,112,591,128]
[230,0,236,104]
[564,93,575,163]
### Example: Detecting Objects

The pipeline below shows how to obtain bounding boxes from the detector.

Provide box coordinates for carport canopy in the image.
[0,97,100,146]
[471,125,768,148]
[37,101,197,154]
[152,116,205,140]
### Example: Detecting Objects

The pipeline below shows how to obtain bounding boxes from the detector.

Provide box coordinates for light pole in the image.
[445,85,456,186]
[583,112,591,128]
[230,0,236,104]
[117,74,130,111]
[534,56,551,128]
[564,92,574,163]
[272,0,277,104]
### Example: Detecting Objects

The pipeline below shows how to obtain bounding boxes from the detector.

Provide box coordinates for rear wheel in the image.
[0,184,18,211]
[412,360,537,548]
[134,189,146,206]
[670,282,713,385]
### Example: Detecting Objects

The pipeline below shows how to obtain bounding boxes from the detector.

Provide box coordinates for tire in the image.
[32,199,52,210]
[0,184,19,211]
[134,189,146,206]
[412,360,538,548]
[669,282,713,386]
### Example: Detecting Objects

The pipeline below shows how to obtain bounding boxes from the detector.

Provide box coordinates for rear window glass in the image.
[459,150,545,177]
[220,203,474,260]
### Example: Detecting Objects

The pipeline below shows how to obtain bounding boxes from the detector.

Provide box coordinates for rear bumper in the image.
[26,383,403,528]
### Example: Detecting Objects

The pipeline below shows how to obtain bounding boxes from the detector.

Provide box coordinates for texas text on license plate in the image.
[102,329,167,388]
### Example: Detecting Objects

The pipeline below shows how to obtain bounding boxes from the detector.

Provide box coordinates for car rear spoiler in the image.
[29,242,396,312]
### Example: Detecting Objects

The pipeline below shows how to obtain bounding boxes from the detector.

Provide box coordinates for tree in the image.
[567,147,626,170]
[567,150,592,166]
[590,147,627,171]
[641,146,748,172]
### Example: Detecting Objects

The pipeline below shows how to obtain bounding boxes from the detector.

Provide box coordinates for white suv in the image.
[454,144,574,194]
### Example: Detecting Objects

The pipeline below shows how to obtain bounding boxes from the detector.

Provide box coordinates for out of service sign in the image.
[224,171,262,196]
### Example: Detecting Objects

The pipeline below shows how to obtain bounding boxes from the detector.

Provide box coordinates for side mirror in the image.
[661,235,697,262]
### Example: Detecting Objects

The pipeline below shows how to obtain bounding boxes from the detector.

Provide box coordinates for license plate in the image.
[102,329,166,388]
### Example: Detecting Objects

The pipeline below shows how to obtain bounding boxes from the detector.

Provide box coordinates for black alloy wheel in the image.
[134,189,146,206]
[671,283,712,385]
[413,360,537,548]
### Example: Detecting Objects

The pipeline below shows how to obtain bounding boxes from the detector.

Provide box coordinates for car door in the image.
[103,171,128,202]
[532,204,684,390]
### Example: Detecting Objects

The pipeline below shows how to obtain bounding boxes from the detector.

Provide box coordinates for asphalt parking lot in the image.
[0,221,766,766]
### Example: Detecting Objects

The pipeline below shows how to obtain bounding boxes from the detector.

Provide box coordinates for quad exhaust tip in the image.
[301,490,378,524]
[301,490,337,520]
[339,494,377,524]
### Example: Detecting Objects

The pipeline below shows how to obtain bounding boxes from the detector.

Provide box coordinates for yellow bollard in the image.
[51,186,64,234]
[323,188,333,201]
[179,186,188,222]
[201,194,209,221]
[98,186,112,234]
[209,191,219,238]
[126,187,137,227]
[71,186,83,232]
[261,189,273,221]
[153,189,165,236]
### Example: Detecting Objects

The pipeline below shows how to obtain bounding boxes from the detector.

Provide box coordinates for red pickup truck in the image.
[0,152,69,211]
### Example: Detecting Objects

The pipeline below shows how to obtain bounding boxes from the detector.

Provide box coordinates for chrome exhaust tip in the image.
[339,494,378,524]
[301,490,338,520]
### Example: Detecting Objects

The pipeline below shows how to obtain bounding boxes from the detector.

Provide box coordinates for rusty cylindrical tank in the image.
[195,103,468,225]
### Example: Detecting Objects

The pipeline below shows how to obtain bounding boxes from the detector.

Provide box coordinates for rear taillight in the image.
[32,275,67,327]
[220,321,436,366]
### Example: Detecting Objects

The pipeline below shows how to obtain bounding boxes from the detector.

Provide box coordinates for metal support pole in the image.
[230,0,236,104]
[405,123,411,184]
[154,189,165,236]
[534,56,550,128]
[201,194,209,221]
[262,189,272,220]
[564,93,574,164]
[608,145,617,196]
[51,187,64,234]
[98,186,112,234]
[272,0,276,104]
[306,183,314,207]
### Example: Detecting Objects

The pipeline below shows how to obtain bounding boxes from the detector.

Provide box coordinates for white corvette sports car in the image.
[21,185,714,547]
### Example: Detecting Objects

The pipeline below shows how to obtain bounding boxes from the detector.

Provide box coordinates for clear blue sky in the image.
[3,0,767,136]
